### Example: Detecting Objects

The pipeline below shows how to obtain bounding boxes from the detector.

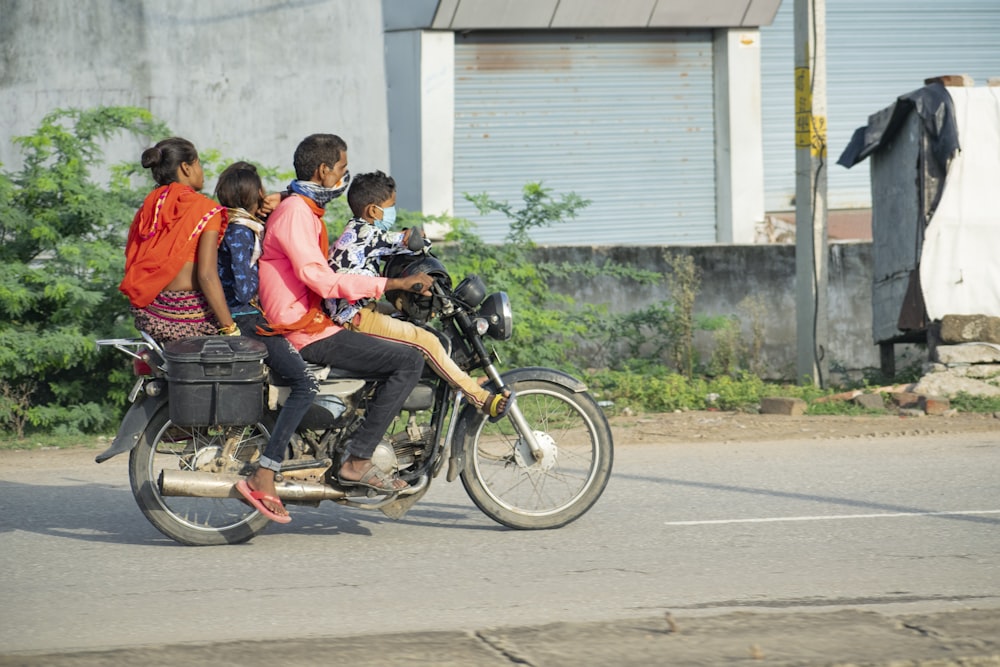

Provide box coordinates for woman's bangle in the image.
[219,322,240,336]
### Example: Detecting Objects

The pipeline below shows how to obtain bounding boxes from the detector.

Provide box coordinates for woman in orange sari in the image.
[120,137,237,342]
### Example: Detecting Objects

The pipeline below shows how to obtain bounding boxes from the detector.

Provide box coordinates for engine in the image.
[371,419,435,474]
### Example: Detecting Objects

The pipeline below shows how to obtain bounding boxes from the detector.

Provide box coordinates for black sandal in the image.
[338,463,408,494]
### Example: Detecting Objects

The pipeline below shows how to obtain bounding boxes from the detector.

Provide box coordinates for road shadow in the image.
[613,472,1000,526]
[0,478,166,545]
[0,479,503,546]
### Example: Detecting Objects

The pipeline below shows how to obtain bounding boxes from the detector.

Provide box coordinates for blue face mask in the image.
[374,205,397,232]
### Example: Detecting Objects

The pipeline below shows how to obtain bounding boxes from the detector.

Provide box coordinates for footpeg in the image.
[277,457,332,472]
[275,458,332,485]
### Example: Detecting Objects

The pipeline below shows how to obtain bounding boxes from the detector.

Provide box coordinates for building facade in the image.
[2,0,999,246]
[383,0,780,245]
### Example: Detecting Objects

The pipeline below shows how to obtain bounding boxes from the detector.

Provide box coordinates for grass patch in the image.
[949,392,1000,413]
[0,433,110,452]
[585,369,995,417]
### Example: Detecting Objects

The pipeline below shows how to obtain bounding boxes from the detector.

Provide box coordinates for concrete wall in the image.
[535,241,923,381]
[0,0,390,185]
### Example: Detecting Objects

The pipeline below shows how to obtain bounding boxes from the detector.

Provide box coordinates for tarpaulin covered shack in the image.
[838,79,1000,375]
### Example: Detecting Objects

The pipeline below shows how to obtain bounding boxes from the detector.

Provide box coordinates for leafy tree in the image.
[437,183,664,372]
[432,184,591,369]
[0,107,168,436]
[465,182,590,246]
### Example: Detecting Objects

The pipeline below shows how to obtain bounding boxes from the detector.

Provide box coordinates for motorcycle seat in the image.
[268,362,396,387]
[317,364,399,381]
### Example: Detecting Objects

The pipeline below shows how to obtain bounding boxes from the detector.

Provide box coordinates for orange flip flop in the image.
[236,479,292,524]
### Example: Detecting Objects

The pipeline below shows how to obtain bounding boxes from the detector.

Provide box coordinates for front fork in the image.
[478,357,544,463]
[454,309,546,462]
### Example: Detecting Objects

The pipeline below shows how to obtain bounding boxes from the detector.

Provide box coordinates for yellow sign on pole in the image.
[795,66,827,157]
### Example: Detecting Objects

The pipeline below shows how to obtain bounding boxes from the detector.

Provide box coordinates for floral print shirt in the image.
[325,217,423,324]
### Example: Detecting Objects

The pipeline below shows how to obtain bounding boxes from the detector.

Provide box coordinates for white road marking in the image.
[665,509,1000,526]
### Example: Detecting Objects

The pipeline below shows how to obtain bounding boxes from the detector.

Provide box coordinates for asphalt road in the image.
[1,432,998,665]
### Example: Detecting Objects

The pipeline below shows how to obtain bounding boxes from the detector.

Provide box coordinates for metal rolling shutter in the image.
[453,31,715,246]
[761,0,1000,212]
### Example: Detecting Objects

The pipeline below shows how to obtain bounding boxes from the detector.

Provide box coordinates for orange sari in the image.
[119,183,228,308]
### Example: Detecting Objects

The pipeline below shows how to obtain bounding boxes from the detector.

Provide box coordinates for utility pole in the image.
[794,0,828,387]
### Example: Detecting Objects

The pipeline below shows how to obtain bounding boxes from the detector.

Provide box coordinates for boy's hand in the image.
[259,192,282,217]
[387,272,434,296]
[404,226,425,252]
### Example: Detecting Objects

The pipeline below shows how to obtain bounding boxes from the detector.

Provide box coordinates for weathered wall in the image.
[0,0,390,182]
[535,242,923,381]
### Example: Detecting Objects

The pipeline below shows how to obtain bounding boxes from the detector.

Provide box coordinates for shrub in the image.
[0,107,168,436]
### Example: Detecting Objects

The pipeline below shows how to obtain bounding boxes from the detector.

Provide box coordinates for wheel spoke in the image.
[149,423,258,528]
[470,385,604,517]
[130,412,273,543]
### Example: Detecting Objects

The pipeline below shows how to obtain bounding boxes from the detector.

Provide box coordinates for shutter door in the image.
[454,31,715,245]
[761,0,1000,212]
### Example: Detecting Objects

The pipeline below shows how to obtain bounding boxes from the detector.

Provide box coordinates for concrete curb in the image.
[2,608,998,666]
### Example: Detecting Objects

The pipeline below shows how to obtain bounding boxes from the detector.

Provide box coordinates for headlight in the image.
[476,292,512,341]
[453,275,487,307]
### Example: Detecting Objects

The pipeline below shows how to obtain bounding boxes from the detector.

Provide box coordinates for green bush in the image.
[949,392,1000,414]
[0,107,168,436]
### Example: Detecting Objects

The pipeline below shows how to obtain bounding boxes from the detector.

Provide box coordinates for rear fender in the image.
[446,367,587,482]
[95,393,168,463]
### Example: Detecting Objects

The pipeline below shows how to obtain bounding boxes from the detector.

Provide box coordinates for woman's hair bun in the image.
[140,146,162,169]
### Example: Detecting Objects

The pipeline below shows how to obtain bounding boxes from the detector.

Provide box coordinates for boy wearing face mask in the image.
[326,170,511,421]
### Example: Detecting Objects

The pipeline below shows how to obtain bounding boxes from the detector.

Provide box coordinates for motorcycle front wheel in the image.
[460,378,613,529]
[129,406,273,546]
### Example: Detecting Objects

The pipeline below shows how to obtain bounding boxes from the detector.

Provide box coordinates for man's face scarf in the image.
[288,169,351,207]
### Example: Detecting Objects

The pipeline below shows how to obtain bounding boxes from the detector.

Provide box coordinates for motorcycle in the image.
[96,250,614,546]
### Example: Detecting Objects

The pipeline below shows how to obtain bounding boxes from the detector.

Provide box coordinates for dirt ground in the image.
[3,410,998,470]
[607,409,1000,446]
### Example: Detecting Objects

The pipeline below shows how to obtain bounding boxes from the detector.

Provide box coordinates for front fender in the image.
[95,392,168,463]
[446,367,588,482]
[487,366,588,394]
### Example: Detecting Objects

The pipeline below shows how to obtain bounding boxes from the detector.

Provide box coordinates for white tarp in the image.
[920,86,1000,319]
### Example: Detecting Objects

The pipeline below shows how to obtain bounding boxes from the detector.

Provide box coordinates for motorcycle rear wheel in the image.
[460,378,613,529]
[129,405,273,546]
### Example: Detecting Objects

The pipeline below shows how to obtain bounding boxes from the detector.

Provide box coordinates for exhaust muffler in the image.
[159,469,347,501]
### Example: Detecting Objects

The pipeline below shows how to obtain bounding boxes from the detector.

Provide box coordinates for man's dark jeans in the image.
[300,329,424,459]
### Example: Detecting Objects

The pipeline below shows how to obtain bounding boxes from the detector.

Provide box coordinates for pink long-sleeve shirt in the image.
[258,195,389,351]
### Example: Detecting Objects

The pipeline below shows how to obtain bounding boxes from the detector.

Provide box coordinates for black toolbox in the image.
[163,336,268,426]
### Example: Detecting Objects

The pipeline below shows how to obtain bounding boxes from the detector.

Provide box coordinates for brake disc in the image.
[513,430,558,472]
